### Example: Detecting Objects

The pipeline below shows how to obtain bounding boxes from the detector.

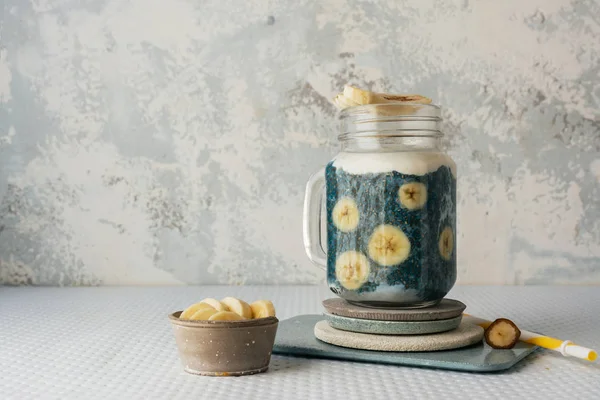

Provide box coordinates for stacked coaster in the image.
[315,298,484,352]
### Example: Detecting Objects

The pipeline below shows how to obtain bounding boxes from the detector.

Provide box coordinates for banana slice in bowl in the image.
[220,297,253,319]
[169,297,279,376]
[188,308,218,321]
[199,298,230,312]
[179,302,216,320]
[250,300,277,319]
[208,311,246,321]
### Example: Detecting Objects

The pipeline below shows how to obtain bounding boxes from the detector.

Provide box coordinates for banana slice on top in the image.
[399,182,428,210]
[332,197,360,232]
[200,298,230,312]
[333,93,360,109]
[331,84,433,117]
[368,224,411,266]
[335,251,371,290]
[438,226,454,261]
[343,85,432,105]
[180,302,216,320]
[250,300,276,319]
[220,297,253,319]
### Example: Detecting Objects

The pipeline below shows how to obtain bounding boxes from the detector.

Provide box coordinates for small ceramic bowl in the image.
[169,311,278,376]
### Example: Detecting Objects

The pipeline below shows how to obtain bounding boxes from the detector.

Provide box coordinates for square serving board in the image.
[272,315,537,372]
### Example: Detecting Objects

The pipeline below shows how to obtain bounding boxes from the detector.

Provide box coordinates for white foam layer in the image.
[332,152,457,177]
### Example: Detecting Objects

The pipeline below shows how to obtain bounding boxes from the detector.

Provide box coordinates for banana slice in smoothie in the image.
[399,182,428,210]
[332,197,360,232]
[438,226,454,261]
[335,251,371,290]
[368,224,411,266]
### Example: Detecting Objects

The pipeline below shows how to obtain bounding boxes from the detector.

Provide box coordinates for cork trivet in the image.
[314,320,483,352]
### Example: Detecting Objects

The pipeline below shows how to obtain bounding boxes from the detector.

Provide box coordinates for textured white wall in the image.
[0,0,599,285]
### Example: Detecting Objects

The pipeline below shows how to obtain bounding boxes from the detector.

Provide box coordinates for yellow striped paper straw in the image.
[463,314,597,362]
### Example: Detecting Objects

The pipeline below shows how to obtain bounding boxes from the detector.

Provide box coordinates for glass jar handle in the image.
[302,168,327,271]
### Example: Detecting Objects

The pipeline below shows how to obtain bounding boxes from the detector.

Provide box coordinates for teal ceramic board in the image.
[272,315,538,373]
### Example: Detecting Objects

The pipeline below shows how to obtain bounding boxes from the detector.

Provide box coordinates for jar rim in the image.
[339,102,442,139]
[339,102,441,120]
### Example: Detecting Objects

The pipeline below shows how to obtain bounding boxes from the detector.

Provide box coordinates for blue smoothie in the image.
[325,159,457,307]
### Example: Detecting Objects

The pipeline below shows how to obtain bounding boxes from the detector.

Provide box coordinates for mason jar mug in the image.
[303,103,457,308]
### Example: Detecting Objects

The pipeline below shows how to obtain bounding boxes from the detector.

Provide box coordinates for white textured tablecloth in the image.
[1,285,599,400]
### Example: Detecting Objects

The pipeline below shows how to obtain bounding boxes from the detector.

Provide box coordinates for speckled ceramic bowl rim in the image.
[169,311,278,328]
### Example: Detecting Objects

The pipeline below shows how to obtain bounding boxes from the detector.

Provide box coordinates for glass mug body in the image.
[303,103,457,308]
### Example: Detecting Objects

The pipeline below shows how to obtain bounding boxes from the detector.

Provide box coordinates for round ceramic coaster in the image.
[322,298,466,321]
[324,313,462,335]
[314,320,483,352]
